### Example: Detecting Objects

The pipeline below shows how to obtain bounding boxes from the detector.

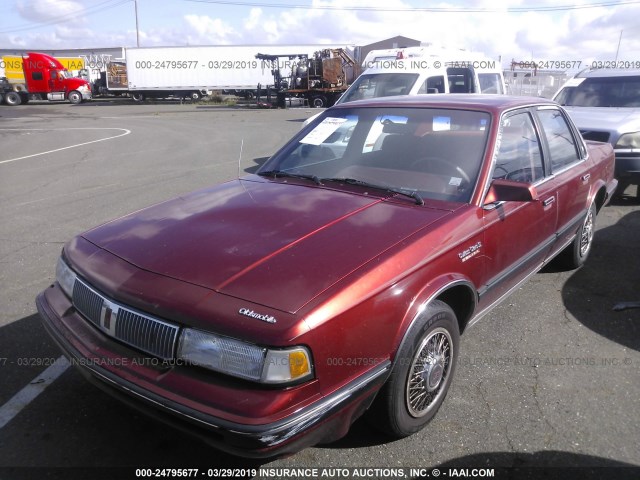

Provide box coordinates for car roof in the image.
[330,94,557,114]
[576,68,640,78]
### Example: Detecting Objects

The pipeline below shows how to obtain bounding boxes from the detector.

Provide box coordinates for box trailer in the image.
[96,45,355,101]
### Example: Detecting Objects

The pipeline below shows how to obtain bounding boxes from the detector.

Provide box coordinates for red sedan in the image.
[37,95,617,457]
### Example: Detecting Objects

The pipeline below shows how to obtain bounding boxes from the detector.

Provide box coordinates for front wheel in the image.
[131,92,145,102]
[556,202,596,269]
[68,90,82,104]
[370,300,459,437]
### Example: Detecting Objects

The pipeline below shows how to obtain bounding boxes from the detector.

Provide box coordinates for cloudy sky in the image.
[1,0,639,67]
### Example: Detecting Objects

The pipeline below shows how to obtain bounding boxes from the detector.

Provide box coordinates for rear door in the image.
[479,109,558,308]
[534,107,592,254]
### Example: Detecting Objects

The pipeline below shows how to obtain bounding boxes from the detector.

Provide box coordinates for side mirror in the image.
[484,178,538,204]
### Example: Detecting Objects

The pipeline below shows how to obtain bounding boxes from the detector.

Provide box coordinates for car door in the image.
[534,107,592,254]
[478,109,558,309]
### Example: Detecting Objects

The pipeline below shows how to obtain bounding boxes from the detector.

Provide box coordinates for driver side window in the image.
[493,112,544,183]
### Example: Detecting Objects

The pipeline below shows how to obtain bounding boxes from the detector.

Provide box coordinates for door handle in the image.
[581,173,591,183]
[543,196,556,206]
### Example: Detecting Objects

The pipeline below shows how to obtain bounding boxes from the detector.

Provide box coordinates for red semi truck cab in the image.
[17,52,92,105]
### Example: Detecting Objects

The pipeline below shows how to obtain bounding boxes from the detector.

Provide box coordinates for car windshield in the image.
[338,73,420,104]
[260,106,491,203]
[555,75,640,107]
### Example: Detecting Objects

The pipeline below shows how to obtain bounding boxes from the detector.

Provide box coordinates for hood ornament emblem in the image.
[239,308,277,324]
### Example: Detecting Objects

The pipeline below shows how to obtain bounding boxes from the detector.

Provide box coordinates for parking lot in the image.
[0,99,638,479]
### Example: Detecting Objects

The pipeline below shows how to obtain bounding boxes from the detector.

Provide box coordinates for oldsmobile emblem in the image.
[239,308,277,324]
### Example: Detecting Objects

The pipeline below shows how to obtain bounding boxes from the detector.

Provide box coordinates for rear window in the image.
[555,75,640,107]
[339,73,419,103]
[478,73,504,94]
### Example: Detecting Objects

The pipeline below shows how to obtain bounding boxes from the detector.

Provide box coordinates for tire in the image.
[311,95,327,108]
[68,90,82,104]
[4,91,22,106]
[556,202,596,269]
[614,180,629,199]
[131,92,145,102]
[187,91,201,101]
[370,300,459,437]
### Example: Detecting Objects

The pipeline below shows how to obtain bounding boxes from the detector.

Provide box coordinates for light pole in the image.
[134,0,140,47]
[614,30,623,63]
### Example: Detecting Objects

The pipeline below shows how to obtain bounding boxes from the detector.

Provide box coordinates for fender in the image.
[391,274,477,366]
[589,177,617,213]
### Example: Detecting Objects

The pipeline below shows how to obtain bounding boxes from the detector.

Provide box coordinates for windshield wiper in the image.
[258,170,321,185]
[321,177,424,205]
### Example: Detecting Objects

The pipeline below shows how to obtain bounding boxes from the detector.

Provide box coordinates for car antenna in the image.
[237,139,257,202]
[237,138,244,180]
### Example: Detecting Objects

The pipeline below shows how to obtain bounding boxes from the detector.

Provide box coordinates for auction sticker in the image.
[300,117,347,145]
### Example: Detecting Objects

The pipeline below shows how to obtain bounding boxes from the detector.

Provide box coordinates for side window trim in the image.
[533,107,586,174]
[491,109,547,184]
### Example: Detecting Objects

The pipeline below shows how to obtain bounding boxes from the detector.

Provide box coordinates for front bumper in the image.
[36,287,389,458]
[615,150,640,185]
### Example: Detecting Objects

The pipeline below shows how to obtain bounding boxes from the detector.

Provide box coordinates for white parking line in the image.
[0,356,69,430]
[0,127,131,165]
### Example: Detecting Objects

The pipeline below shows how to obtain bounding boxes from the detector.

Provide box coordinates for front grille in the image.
[116,308,179,360]
[580,130,610,143]
[73,280,103,327]
[72,278,179,360]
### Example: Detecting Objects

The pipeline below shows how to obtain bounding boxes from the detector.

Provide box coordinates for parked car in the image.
[37,95,617,458]
[554,69,640,198]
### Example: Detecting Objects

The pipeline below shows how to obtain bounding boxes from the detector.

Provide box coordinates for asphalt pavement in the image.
[0,98,638,480]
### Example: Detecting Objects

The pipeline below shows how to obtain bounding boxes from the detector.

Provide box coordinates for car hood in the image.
[82,178,453,313]
[563,106,640,133]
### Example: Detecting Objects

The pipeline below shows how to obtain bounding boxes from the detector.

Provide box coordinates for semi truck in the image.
[93,45,356,101]
[0,52,91,105]
[1,55,87,91]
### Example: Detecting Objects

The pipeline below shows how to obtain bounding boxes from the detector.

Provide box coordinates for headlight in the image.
[56,256,76,299]
[178,328,313,384]
[615,132,640,149]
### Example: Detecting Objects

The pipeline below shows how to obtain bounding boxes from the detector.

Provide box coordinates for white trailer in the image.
[104,45,355,101]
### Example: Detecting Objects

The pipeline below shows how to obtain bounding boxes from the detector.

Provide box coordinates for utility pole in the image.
[614,30,623,63]
[134,0,140,47]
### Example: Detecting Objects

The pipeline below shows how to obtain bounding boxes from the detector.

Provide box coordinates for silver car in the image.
[554,69,640,198]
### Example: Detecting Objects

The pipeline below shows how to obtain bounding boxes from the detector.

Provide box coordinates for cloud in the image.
[183,14,238,45]
[2,0,639,67]
[16,0,86,25]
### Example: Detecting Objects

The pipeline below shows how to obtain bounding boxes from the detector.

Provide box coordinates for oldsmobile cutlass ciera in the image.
[37,95,617,458]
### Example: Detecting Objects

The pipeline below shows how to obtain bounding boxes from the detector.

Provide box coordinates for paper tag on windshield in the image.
[564,78,586,87]
[300,117,347,145]
[433,116,451,131]
[449,177,462,186]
